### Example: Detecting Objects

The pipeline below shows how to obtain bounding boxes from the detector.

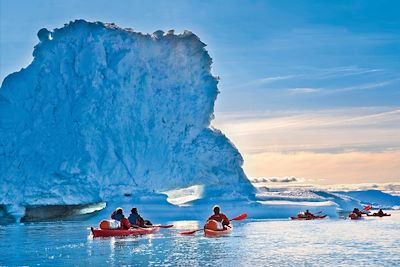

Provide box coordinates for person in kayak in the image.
[128,208,153,228]
[304,209,314,218]
[110,208,131,229]
[376,209,386,216]
[111,208,124,221]
[352,208,363,217]
[205,205,230,230]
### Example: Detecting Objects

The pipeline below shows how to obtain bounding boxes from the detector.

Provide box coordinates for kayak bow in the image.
[91,226,160,237]
[204,225,233,237]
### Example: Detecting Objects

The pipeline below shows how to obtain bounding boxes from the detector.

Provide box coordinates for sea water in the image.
[1,211,399,266]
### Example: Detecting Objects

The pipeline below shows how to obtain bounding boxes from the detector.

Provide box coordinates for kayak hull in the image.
[349,213,363,220]
[290,215,327,220]
[91,227,160,237]
[367,214,391,217]
[204,225,232,237]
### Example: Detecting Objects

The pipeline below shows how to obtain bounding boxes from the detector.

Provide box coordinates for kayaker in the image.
[352,208,362,217]
[110,208,131,229]
[128,208,153,227]
[111,208,124,221]
[376,209,385,216]
[304,209,314,218]
[206,205,230,230]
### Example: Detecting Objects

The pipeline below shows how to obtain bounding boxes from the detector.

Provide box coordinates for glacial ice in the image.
[0,20,254,220]
[1,20,399,223]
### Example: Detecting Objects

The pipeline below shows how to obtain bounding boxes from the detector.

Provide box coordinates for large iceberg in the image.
[0,20,255,220]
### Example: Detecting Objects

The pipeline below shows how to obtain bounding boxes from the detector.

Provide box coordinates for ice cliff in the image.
[0,20,255,218]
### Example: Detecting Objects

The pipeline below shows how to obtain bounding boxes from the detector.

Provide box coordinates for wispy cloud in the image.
[213,107,400,154]
[228,74,300,90]
[288,87,321,94]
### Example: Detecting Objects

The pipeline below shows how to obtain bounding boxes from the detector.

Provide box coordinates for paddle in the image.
[180,213,248,235]
[154,224,174,228]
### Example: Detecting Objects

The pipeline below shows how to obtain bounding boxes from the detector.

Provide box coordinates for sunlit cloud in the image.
[213,107,400,184]
[243,151,400,185]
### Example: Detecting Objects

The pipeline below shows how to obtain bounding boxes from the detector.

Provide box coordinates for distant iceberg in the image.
[0,20,255,221]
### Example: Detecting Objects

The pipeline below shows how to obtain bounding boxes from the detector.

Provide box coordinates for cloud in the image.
[213,107,400,154]
[228,75,300,90]
[287,87,321,94]
[243,151,400,185]
[252,176,299,183]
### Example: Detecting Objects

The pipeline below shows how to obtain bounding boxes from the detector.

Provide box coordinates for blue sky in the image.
[1,0,399,184]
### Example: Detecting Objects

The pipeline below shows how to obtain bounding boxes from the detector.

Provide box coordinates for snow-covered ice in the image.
[0,20,255,220]
[1,20,399,223]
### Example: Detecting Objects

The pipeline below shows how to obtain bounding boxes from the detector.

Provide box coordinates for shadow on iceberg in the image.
[0,203,106,224]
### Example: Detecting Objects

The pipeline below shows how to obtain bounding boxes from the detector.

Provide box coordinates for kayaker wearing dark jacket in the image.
[376,209,386,216]
[352,208,362,217]
[128,208,148,227]
[128,208,153,227]
[304,209,314,217]
[207,206,230,227]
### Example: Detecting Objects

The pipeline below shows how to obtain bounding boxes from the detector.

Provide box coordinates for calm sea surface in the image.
[1,211,399,266]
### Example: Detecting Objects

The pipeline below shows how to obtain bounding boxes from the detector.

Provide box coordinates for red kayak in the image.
[367,214,391,217]
[204,225,233,237]
[91,226,160,237]
[290,215,327,220]
[349,213,363,220]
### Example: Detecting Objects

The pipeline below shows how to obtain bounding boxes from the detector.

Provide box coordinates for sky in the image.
[1,0,399,185]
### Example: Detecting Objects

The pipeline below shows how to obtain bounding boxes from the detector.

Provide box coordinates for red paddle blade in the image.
[156,224,174,228]
[180,230,197,235]
[231,213,247,221]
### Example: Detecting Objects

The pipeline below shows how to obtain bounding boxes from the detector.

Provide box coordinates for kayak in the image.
[91,226,160,237]
[367,214,391,217]
[204,224,233,237]
[290,215,327,220]
[349,213,363,220]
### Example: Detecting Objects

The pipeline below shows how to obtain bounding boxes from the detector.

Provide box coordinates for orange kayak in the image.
[204,225,233,237]
[91,226,160,237]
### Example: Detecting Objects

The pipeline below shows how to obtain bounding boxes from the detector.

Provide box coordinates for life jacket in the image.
[120,217,131,229]
[205,219,223,231]
[208,213,230,226]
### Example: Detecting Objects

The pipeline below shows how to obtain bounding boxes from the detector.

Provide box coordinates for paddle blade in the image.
[363,205,372,211]
[179,230,198,235]
[231,213,248,221]
[155,224,174,228]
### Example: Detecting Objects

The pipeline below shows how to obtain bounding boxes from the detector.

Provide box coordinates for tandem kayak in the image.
[290,215,327,220]
[91,226,160,237]
[349,213,363,220]
[367,214,391,217]
[204,225,233,237]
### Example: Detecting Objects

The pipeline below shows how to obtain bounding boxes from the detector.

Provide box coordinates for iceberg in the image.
[2,20,398,223]
[0,20,255,221]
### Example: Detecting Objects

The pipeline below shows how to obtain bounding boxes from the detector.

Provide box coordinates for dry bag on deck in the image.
[99,219,121,229]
